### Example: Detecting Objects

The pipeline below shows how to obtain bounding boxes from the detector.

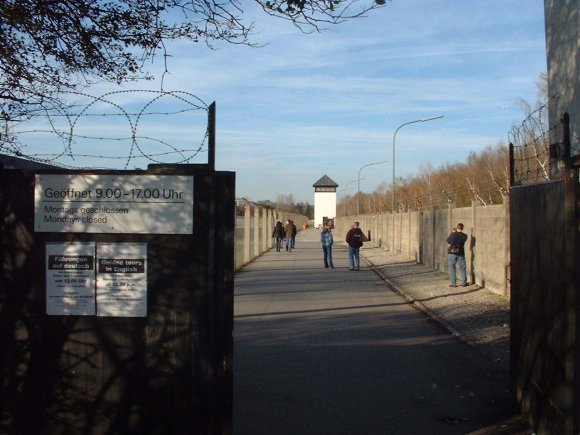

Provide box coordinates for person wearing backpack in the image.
[447,222,468,287]
[345,221,364,271]
[272,221,286,252]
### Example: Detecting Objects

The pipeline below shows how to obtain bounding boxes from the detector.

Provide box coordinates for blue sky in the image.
[200,0,548,203]
[20,0,548,204]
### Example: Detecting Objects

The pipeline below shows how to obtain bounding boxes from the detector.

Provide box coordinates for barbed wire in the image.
[508,97,559,185]
[0,89,210,169]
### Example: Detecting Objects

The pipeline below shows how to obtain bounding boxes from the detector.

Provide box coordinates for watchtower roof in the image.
[312,175,338,188]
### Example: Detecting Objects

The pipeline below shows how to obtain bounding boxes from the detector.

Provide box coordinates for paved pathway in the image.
[233,229,522,434]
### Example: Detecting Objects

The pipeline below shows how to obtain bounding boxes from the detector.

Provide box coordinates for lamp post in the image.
[391,115,444,213]
[341,178,363,216]
[357,160,388,215]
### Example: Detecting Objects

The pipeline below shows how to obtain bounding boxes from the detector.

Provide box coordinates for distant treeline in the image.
[236,195,314,220]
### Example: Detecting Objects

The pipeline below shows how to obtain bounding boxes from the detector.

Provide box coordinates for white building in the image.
[313,175,338,228]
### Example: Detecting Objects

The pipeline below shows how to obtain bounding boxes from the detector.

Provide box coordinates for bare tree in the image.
[1,0,384,125]
[275,193,296,211]
[339,75,548,217]
[337,194,356,217]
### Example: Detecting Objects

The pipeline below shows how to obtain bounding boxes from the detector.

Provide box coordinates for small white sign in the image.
[96,243,147,317]
[46,243,96,315]
[34,174,193,234]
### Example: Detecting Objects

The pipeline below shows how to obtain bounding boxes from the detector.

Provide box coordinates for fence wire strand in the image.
[509,97,559,185]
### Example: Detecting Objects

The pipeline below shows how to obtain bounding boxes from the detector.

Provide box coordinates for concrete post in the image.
[470,200,478,285]
[261,208,268,253]
[407,210,412,258]
[417,211,423,264]
[391,212,395,251]
[244,204,251,264]
[267,209,273,249]
[447,202,453,232]
[253,207,260,258]
[431,206,437,270]
[503,195,510,298]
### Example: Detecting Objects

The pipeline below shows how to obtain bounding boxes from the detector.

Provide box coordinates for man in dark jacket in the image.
[345,221,364,271]
[290,220,297,249]
[284,220,295,252]
[447,222,468,287]
[272,221,285,252]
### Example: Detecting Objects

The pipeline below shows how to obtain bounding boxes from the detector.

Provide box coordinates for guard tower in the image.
[313,174,338,228]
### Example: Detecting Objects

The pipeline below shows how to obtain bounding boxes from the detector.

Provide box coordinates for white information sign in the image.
[46,243,96,315]
[96,243,147,317]
[34,174,193,234]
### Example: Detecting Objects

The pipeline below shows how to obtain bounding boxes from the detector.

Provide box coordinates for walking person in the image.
[346,221,365,271]
[447,222,469,287]
[320,224,334,268]
[284,220,294,252]
[290,220,297,249]
[272,221,285,252]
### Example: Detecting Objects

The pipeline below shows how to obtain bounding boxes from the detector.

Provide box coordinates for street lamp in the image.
[341,178,364,216]
[391,115,444,212]
[357,160,388,215]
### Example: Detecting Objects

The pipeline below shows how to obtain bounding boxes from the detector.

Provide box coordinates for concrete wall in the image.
[545,0,579,156]
[473,202,510,294]
[335,198,510,297]
[235,207,308,270]
[510,179,579,433]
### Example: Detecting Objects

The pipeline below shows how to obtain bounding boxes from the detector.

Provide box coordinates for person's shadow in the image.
[469,234,476,285]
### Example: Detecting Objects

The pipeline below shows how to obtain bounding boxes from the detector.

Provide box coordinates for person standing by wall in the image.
[345,221,364,271]
[320,223,334,268]
[447,222,469,287]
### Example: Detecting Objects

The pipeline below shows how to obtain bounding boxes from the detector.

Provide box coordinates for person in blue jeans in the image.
[447,223,468,287]
[284,219,295,252]
[290,220,297,249]
[345,221,364,271]
[320,224,334,268]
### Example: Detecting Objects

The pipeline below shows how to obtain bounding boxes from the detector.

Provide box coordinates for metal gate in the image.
[510,113,580,433]
[0,160,235,434]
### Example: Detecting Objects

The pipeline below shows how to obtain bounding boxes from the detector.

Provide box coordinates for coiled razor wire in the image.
[508,97,558,185]
[0,90,210,170]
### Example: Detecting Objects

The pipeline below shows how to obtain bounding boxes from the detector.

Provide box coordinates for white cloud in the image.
[15,0,547,203]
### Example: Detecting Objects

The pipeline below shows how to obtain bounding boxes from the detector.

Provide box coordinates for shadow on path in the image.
[234,229,529,434]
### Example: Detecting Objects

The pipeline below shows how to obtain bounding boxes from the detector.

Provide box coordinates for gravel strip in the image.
[360,245,511,373]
